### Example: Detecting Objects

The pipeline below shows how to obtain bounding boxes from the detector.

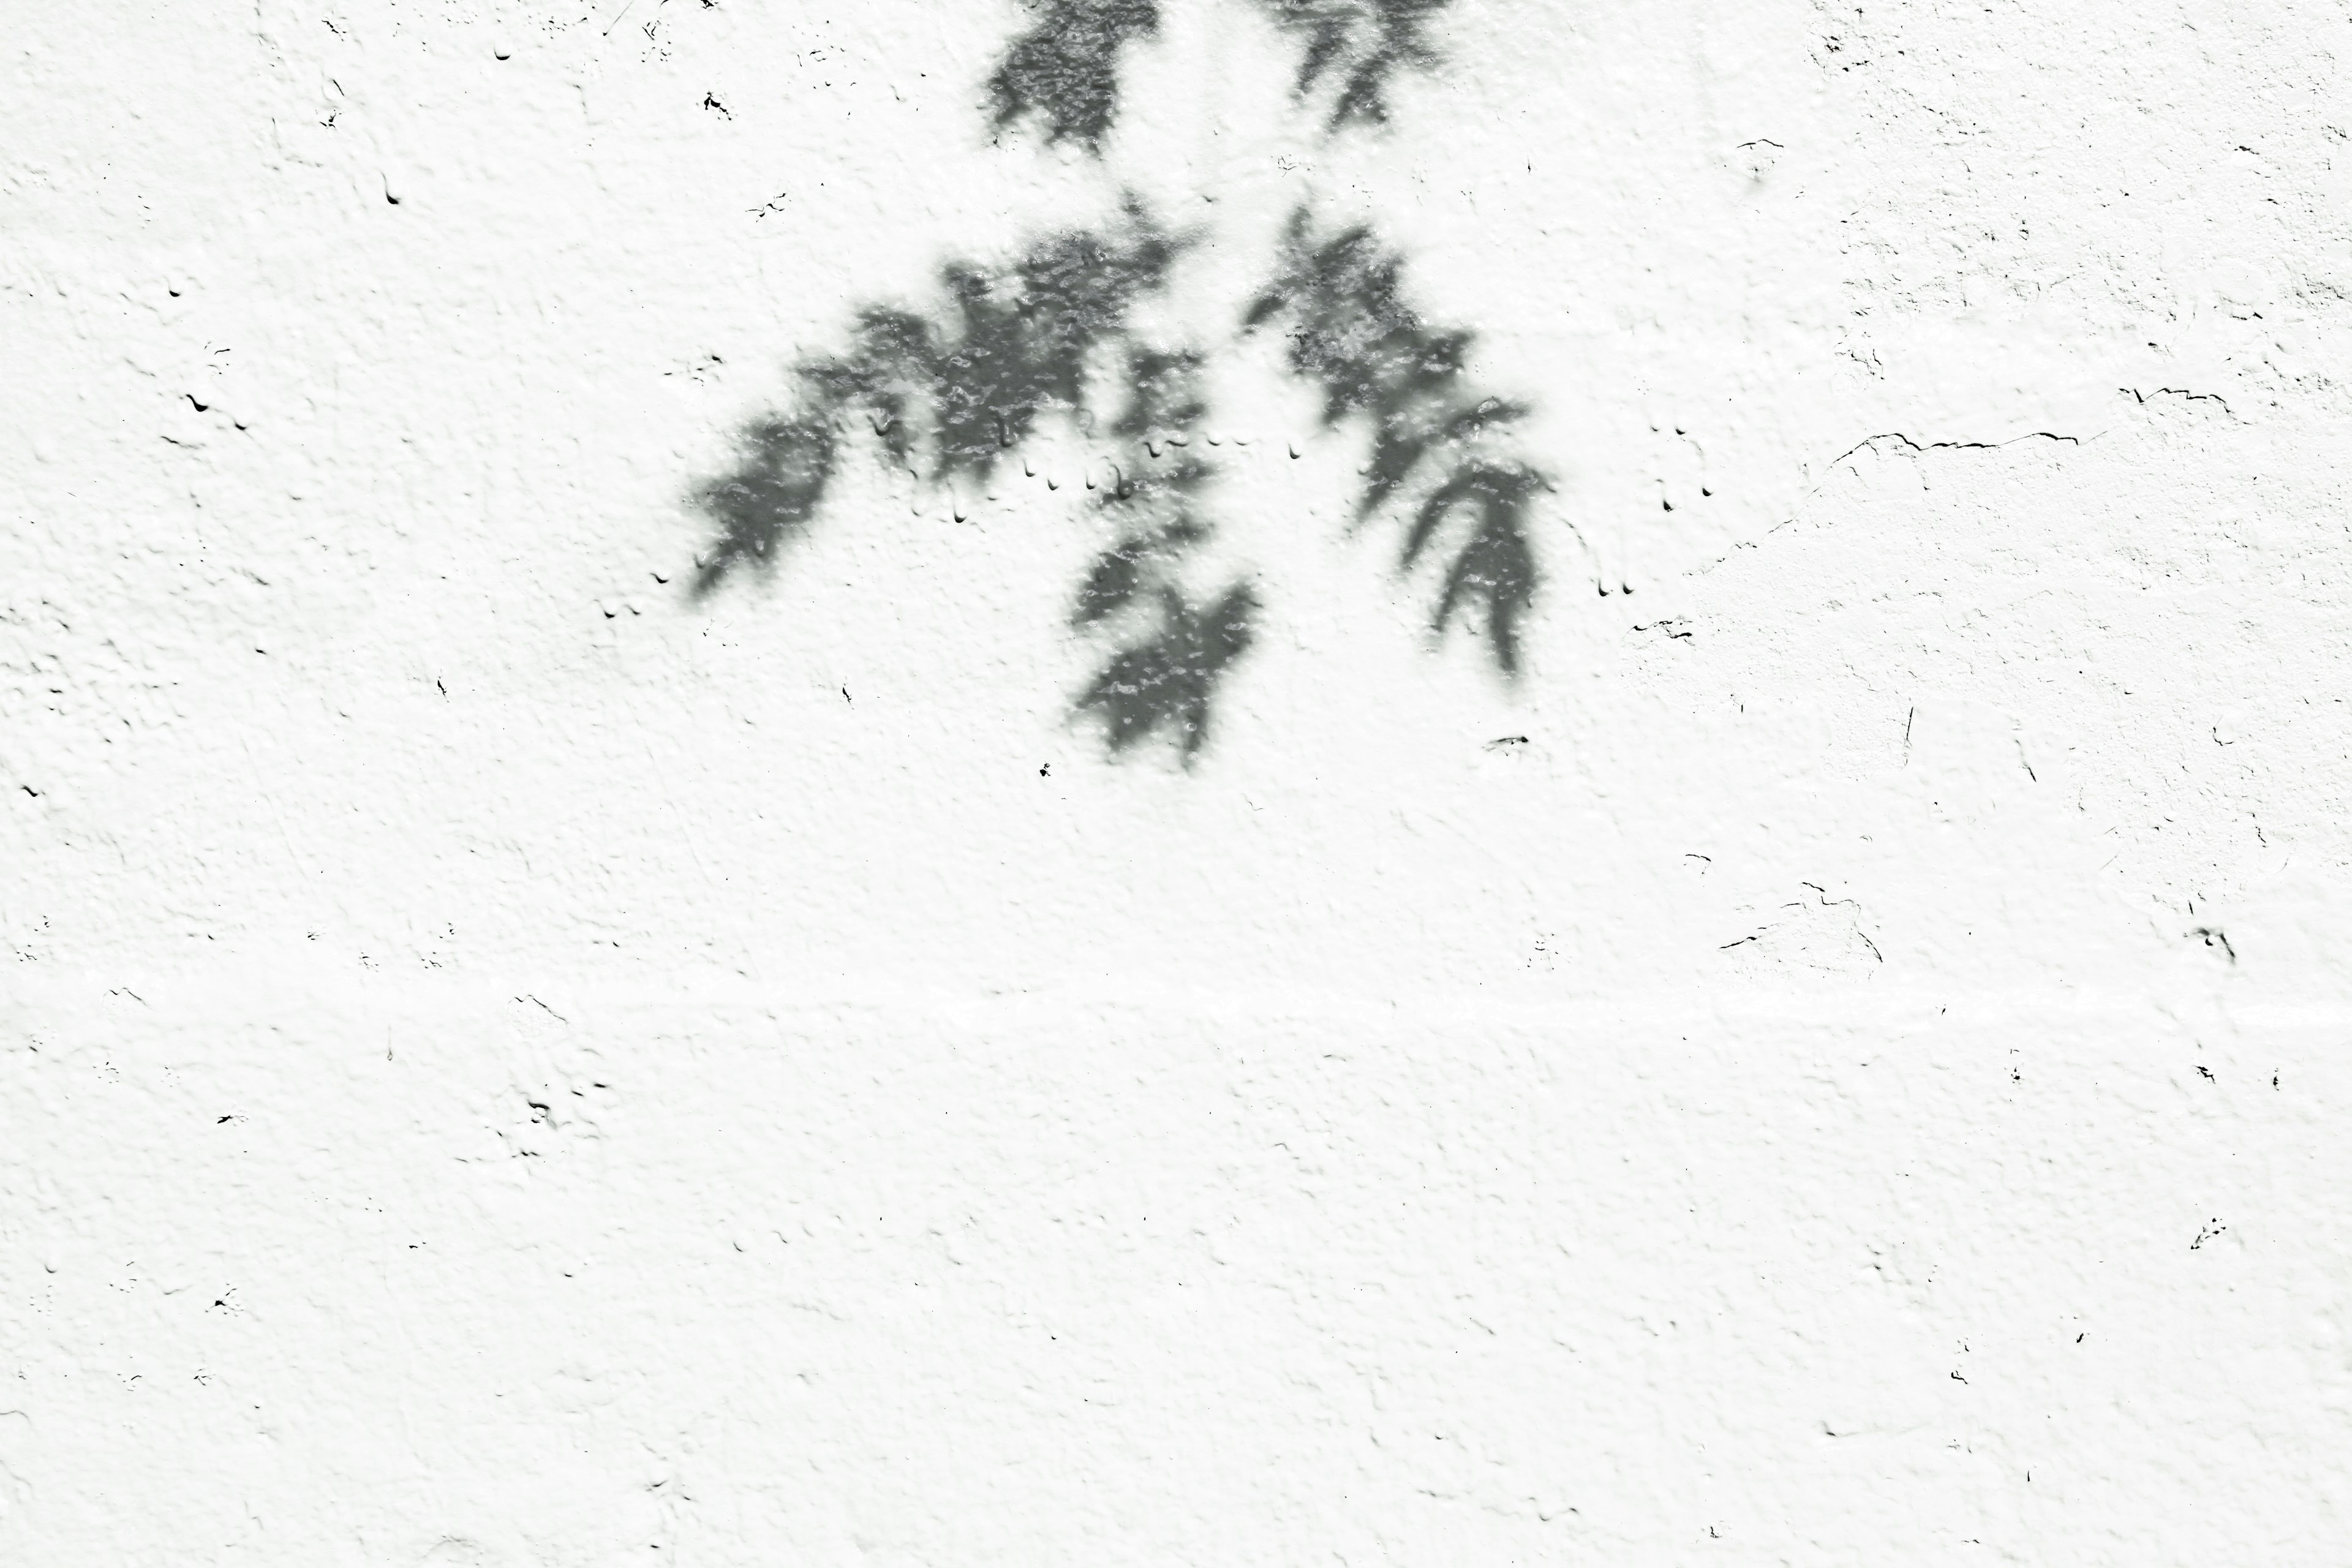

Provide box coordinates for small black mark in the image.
[1486,734,1529,750]
[20,785,37,797]
[186,394,209,413]
[2076,1333,2084,1343]
[383,181,400,206]
[2195,1064,2214,1081]
[2190,1218,2225,1250]
[1950,1370,1967,1384]
[435,677,447,696]
[1039,763,1050,777]
[2189,926,2236,963]
[703,92,730,118]
[841,686,851,704]
[217,1115,232,1123]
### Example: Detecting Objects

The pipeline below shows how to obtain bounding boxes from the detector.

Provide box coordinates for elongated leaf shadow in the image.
[1245,208,1549,674]
[1257,0,1453,126]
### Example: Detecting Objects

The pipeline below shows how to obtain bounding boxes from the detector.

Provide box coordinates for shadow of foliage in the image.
[692,200,1261,763]
[989,0,1163,151]
[1074,579,1259,762]
[1245,208,1546,674]
[689,0,1563,763]
[692,412,837,590]
[1257,0,1452,126]
[1068,345,1260,760]
[990,0,1452,147]
[694,199,1178,598]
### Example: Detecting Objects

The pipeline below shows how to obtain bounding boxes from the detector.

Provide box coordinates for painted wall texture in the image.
[6,1,2352,1561]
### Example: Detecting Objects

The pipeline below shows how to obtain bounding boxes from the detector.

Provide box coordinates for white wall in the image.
[6,1,2351,1561]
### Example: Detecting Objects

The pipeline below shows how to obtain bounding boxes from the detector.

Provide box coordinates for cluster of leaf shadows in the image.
[987,0,1449,149]
[693,0,1550,764]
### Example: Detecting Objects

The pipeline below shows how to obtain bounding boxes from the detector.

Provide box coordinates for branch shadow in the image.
[687,0,1559,764]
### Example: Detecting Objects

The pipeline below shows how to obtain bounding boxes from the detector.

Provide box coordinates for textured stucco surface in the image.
[6,1,2352,1562]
